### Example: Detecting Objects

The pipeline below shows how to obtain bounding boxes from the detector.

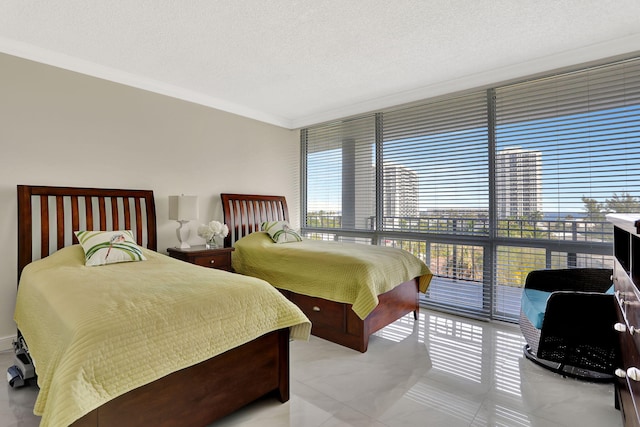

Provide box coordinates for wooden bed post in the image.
[17,185,32,283]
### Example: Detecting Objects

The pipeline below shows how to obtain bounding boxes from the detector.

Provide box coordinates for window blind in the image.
[302,55,640,322]
[305,115,376,232]
[492,57,640,319]
[381,92,489,234]
[495,57,640,223]
[380,92,491,317]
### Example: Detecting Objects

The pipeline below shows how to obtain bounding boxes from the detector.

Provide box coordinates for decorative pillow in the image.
[261,221,302,243]
[74,230,146,266]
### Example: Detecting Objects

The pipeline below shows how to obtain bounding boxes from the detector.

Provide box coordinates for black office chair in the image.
[519,268,619,381]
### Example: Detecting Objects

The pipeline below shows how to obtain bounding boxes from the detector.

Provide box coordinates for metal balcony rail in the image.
[305,214,612,243]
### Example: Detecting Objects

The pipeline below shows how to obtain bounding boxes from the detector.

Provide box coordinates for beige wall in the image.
[0,53,300,349]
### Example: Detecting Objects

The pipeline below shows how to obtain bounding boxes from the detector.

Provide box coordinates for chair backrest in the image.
[524,268,613,293]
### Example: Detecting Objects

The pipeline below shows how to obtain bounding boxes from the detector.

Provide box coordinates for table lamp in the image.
[168,195,199,248]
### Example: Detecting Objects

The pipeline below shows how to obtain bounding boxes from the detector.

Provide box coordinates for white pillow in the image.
[261,221,302,243]
[74,230,146,266]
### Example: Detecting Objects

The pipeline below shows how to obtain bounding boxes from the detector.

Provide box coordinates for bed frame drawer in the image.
[288,293,346,331]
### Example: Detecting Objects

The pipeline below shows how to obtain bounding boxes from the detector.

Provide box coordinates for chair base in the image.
[523,344,614,383]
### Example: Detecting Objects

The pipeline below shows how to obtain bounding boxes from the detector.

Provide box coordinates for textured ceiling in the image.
[1,1,640,129]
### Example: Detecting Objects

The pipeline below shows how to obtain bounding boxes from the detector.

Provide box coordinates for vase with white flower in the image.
[197,220,229,249]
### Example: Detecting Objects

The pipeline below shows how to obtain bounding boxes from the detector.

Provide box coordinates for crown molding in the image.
[0,37,294,129]
[290,34,640,129]
[2,34,639,131]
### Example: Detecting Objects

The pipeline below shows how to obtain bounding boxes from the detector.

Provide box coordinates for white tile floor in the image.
[0,310,622,427]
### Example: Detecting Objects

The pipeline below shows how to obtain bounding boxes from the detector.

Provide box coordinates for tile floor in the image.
[0,310,622,427]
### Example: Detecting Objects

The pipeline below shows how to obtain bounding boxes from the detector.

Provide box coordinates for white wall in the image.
[0,53,300,350]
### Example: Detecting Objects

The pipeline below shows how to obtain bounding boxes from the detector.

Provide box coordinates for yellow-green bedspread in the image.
[14,245,311,427]
[232,232,433,319]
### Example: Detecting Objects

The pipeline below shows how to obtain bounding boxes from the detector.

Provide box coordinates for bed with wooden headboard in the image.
[15,185,303,427]
[222,193,431,353]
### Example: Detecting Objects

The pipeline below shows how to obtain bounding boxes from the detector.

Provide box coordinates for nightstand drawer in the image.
[193,253,232,271]
[166,246,234,272]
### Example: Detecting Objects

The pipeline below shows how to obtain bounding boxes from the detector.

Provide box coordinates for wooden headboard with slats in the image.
[17,185,157,280]
[221,193,289,247]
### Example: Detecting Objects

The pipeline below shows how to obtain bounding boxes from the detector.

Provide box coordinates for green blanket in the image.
[14,245,310,427]
[232,232,433,319]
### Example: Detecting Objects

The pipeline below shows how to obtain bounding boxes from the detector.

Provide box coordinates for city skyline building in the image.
[383,163,419,218]
[495,147,542,218]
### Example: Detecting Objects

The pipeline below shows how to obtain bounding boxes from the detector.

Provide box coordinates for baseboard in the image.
[0,334,16,352]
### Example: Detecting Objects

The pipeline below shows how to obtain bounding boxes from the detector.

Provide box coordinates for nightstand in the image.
[167,246,235,272]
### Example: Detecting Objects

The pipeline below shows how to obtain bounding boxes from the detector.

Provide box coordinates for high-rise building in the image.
[495,147,542,218]
[383,163,419,221]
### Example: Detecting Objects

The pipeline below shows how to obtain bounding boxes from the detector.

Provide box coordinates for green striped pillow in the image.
[74,230,146,266]
[261,221,302,243]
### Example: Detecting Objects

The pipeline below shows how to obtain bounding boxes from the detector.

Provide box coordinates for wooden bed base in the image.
[17,185,291,426]
[280,280,418,352]
[72,329,290,427]
[221,193,420,353]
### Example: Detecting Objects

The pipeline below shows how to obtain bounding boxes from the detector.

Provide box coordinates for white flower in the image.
[197,220,229,241]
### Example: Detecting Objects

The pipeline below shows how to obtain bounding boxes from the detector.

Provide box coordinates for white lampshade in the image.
[168,195,199,221]
[168,195,198,248]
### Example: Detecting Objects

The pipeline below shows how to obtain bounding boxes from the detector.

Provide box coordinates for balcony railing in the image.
[306,214,612,243]
[304,213,613,321]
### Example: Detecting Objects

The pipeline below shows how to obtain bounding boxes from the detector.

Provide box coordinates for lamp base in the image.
[175,220,192,249]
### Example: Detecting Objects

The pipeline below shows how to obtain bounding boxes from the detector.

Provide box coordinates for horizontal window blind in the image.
[492,57,640,319]
[495,57,640,223]
[305,115,376,231]
[302,56,640,322]
[381,92,489,235]
[381,92,490,317]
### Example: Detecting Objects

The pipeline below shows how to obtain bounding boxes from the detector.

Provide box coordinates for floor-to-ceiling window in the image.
[301,56,640,322]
